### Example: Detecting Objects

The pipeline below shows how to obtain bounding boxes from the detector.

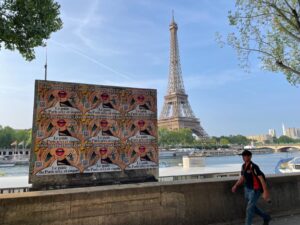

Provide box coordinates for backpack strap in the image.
[250,163,263,190]
[251,163,263,179]
[251,163,258,177]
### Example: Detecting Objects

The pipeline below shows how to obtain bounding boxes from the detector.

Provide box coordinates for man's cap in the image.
[241,150,252,156]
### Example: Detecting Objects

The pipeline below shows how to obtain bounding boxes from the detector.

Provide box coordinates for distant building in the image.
[247,134,273,144]
[282,123,300,139]
[282,123,286,136]
[285,128,300,139]
[268,129,276,138]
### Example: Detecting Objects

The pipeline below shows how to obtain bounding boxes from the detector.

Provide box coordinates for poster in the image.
[31,80,158,176]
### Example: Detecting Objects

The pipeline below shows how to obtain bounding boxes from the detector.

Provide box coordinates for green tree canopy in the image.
[220,137,230,145]
[158,129,251,148]
[158,128,195,147]
[220,0,300,85]
[0,0,62,60]
[276,135,296,143]
[226,135,250,145]
[0,126,14,148]
[0,126,31,148]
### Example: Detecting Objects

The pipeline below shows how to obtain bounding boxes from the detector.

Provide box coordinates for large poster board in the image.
[29,80,157,185]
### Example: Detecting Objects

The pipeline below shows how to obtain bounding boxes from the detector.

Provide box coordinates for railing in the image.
[0,186,31,194]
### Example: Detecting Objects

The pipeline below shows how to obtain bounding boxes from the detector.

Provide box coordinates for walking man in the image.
[232,150,271,225]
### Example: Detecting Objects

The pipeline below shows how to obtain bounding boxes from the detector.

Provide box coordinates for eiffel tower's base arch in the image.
[158,117,208,138]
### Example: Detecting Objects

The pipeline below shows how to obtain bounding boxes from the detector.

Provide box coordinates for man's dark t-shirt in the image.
[241,162,263,190]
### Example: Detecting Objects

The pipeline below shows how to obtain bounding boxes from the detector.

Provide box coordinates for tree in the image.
[220,0,300,85]
[0,126,14,148]
[158,128,172,147]
[177,128,195,146]
[220,137,230,146]
[0,0,62,60]
[0,126,32,148]
[25,129,32,148]
[227,135,250,145]
[158,128,195,147]
[277,135,295,143]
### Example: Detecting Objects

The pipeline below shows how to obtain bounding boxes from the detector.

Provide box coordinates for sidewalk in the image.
[256,214,300,225]
[212,214,300,225]
[243,214,300,225]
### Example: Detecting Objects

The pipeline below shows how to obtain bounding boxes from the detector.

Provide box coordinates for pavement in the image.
[211,214,300,225]
[257,214,300,225]
[240,214,300,225]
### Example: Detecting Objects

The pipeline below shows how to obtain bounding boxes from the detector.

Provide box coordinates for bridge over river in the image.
[256,143,300,152]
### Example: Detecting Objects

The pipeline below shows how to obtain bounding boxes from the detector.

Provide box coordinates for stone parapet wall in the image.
[1,174,300,225]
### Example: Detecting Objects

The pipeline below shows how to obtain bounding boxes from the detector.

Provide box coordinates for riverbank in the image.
[160,148,274,158]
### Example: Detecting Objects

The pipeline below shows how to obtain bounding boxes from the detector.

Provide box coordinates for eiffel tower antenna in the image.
[44,43,48,81]
[172,9,174,23]
[158,14,207,138]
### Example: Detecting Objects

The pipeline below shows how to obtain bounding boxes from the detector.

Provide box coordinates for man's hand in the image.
[232,185,237,193]
[262,190,270,202]
[232,176,244,193]
[258,175,270,202]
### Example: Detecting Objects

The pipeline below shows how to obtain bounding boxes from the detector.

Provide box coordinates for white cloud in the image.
[183,69,255,90]
[50,40,134,80]
[71,0,101,49]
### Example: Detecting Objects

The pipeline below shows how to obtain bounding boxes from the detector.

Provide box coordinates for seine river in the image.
[1,151,300,177]
[160,151,300,175]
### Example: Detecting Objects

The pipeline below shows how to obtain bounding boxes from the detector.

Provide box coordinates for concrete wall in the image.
[1,174,300,225]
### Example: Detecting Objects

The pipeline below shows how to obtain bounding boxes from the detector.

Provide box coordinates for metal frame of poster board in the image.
[29,80,158,189]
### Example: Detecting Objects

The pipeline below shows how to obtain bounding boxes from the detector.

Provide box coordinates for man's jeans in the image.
[244,187,269,225]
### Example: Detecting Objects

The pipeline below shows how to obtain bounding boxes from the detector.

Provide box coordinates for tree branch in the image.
[232,45,276,59]
[268,2,299,31]
[276,60,300,76]
[277,21,300,42]
[291,9,300,29]
[284,0,294,12]
[234,13,273,19]
[233,44,300,77]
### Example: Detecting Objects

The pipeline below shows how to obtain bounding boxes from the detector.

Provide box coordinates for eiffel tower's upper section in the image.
[167,13,185,95]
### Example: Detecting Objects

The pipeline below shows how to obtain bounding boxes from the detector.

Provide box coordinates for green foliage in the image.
[0,126,14,148]
[0,0,63,60]
[0,126,31,148]
[220,137,230,145]
[226,135,250,145]
[211,135,250,146]
[158,128,195,147]
[158,128,250,148]
[219,0,300,85]
[274,135,300,144]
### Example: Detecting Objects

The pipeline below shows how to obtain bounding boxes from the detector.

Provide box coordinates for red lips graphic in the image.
[57,119,66,127]
[100,93,109,100]
[58,90,67,98]
[137,95,145,102]
[138,146,146,153]
[55,148,65,156]
[138,120,145,127]
[100,119,108,127]
[99,148,108,155]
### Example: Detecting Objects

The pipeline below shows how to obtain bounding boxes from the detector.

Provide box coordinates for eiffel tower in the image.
[158,14,208,138]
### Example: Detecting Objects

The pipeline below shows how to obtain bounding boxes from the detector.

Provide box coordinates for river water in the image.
[1,152,300,177]
[160,151,300,175]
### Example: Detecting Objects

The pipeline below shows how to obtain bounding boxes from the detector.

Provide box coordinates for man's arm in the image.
[258,176,270,201]
[254,164,270,201]
[232,176,245,193]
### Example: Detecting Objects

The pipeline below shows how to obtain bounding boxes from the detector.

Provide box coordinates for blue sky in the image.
[0,0,299,136]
